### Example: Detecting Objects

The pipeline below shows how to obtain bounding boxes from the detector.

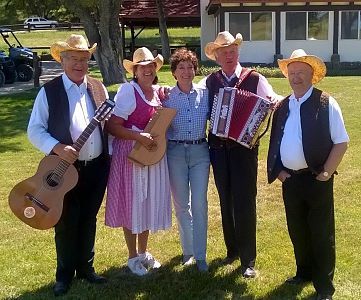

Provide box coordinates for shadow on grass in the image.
[0,92,36,153]
[263,281,316,300]
[12,256,317,300]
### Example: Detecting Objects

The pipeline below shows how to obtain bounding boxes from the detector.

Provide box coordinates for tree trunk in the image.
[155,0,171,63]
[64,0,126,85]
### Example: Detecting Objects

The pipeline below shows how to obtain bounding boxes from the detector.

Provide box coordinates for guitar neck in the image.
[72,118,99,152]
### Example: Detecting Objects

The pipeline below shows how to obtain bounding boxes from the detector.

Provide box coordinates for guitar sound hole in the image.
[46,173,61,187]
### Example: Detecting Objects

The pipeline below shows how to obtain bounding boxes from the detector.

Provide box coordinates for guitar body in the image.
[128,107,177,166]
[8,155,78,230]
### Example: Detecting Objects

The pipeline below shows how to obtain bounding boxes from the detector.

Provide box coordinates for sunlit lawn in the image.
[0,72,360,299]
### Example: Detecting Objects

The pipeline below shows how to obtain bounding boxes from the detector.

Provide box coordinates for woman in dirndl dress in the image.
[105,47,171,276]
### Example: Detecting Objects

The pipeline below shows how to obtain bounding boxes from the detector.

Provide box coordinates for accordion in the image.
[210,87,272,149]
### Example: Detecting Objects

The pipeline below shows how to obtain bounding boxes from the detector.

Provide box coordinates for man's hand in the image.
[277,170,291,182]
[52,143,79,164]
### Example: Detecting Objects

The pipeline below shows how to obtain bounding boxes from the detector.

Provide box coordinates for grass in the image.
[0,70,360,300]
[0,27,200,54]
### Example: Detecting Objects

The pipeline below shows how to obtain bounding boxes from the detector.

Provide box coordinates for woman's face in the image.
[134,63,156,85]
[173,60,195,86]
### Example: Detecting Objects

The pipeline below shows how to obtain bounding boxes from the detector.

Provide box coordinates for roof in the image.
[120,0,200,27]
[207,0,359,13]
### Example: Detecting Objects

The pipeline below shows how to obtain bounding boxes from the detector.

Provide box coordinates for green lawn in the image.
[0,73,360,300]
[0,27,200,54]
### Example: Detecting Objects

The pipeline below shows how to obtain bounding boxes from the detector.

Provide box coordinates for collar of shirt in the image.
[221,63,242,81]
[62,73,87,92]
[174,82,197,96]
[130,80,159,107]
[289,86,314,105]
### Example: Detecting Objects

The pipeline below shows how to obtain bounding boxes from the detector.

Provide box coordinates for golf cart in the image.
[0,50,17,86]
[0,28,34,82]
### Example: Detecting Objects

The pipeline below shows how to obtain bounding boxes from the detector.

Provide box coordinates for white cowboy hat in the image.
[50,34,97,63]
[123,47,164,75]
[205,31,243,61]
[278,49,326,84]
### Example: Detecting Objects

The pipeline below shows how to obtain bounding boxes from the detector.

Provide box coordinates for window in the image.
[228,12,272,41]
[286,11,329,40]
[341,11,361,39]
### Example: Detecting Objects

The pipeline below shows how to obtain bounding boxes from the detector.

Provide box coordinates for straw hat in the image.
[50,34,97,63]
[278,49,326,84]
[123,47,164,75]
[205,31,243,61]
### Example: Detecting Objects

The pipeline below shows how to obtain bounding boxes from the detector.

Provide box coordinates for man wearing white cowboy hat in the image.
[28,34,110,296]
[267,49,349,300]
[203,31,279,278]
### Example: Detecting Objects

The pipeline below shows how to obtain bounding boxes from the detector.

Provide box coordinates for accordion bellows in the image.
[210,87,272,149]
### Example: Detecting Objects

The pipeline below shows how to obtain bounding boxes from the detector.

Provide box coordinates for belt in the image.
[284,167,312,175]
[76,154,103,167]
[168,138,207,145]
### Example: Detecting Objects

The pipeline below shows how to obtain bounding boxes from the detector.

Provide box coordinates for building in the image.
[201,0,361,65]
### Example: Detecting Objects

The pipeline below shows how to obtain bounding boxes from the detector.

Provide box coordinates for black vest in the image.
[44,75,108,153]
[267,88,332,183]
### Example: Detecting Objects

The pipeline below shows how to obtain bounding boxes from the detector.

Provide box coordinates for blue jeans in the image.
[167,142,210,260]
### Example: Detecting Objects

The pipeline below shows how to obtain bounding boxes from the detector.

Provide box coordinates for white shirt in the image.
[27,73,108,161]
[280,86,349,170]
[112,81,160,119]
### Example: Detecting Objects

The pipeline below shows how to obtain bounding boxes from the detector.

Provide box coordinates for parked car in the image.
[23,17,58,29]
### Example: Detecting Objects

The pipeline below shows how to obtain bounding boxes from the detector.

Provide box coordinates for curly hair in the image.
[170,48,198,73]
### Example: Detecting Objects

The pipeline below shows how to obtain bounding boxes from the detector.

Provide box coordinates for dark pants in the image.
[55,154,109,283]
[209,134,258,268]
[282,172,335,295]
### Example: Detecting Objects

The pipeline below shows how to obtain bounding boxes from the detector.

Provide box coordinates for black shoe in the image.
[242,266,257,278]
[53,281,70,297]
[316,294,333,300]
[221,256,238,265]
[77,272,107,284]
[285,275,311,285]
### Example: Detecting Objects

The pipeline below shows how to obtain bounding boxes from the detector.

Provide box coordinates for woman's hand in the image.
[137,132,158,151]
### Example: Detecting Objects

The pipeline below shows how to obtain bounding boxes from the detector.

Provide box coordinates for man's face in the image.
[287,62,314,97]
[60,50,91,85]
[215,45,239,70]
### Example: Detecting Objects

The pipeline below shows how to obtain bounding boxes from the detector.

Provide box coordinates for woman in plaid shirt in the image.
[163,48,210,272]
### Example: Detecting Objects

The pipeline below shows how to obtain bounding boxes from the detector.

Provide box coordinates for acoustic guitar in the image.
[128,106,176,167]
[8,99,115,230]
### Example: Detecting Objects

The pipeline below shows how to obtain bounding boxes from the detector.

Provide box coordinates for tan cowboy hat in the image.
[123,47,164,75]
[205,31,243,61]
[50,34,97,63]
[278,49,326,84]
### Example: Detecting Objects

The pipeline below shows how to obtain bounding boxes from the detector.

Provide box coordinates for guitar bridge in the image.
[25,193,49,212]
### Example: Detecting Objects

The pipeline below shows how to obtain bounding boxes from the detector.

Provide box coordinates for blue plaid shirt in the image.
[163,83,209,141]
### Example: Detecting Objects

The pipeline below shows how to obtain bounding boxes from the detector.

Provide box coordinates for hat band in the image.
[135,58,155,63]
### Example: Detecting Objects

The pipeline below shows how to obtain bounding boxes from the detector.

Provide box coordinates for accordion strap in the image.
[215,67,254,89]
[234,68,254,90]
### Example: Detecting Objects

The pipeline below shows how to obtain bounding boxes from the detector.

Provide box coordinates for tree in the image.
[155,0,171,62]
[63,0,126,85]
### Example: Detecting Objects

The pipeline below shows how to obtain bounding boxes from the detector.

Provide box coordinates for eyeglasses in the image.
[63,56,90,64]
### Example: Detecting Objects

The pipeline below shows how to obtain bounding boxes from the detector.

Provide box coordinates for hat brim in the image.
[205,36,242,61]
[123,55,164,75]
[278,55,326,84]
[50,42,97,63]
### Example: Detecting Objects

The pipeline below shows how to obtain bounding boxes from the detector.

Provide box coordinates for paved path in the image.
[0,61,63,96]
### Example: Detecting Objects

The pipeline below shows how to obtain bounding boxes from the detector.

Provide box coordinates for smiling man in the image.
[27,34,110,296]
[267,49,349,300]
[203,31,279,278]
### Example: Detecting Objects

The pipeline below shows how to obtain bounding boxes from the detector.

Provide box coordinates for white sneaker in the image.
[139,252,161,269]
[127,256,148,276]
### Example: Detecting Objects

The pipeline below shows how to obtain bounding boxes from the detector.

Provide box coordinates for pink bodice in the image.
[124,87,157,130]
